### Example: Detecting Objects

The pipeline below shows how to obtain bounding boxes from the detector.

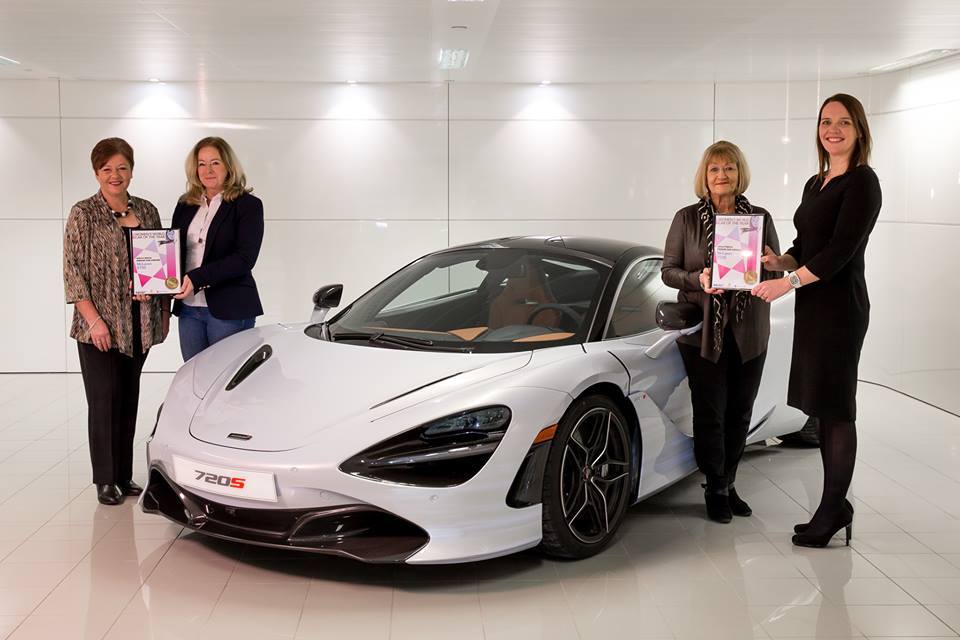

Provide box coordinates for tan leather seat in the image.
[488,260,561,329]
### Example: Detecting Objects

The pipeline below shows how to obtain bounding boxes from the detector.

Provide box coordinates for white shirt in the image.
[183,192,223,307]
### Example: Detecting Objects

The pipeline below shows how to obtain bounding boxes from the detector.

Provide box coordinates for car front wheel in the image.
[539,395,633,559]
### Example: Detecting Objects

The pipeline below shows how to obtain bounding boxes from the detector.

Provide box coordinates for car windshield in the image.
[318,248,610,353]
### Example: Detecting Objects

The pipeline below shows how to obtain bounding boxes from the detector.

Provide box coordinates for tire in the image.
[540,394,633,559]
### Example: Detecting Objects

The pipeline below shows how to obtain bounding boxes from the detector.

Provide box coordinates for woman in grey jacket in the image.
[661,140,780,523]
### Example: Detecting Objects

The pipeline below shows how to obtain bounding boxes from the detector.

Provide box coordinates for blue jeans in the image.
[178,304,255,361]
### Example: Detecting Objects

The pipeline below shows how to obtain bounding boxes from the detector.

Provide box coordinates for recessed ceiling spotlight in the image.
[346,80,358,85]
[451,25,468,29]
[439,48,470,70]
[869,48,960,74]
[539,80,552,86]
[148,77,160,83]
[0,55,21,66]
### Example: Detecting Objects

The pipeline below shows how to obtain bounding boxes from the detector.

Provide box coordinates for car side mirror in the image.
[311,284,343,324]
[656,301,701,331]
[646,301,703,359]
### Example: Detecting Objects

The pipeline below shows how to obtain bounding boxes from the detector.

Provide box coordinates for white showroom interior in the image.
[1,1,959,639]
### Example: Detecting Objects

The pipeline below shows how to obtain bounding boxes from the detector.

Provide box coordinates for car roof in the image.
[439,235,661,265]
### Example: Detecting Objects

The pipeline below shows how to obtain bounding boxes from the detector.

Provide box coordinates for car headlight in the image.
[339,406,511,487]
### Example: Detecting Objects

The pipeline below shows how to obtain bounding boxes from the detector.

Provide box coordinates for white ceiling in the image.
[1,0,959,83]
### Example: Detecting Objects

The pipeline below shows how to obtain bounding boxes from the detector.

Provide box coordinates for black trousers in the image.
[678,332,766,490]
[77,316,147,485]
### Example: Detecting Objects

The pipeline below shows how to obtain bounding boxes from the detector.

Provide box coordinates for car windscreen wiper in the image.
[330,330,471,352]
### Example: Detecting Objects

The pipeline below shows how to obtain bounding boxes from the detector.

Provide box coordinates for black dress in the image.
[785,165,882,422]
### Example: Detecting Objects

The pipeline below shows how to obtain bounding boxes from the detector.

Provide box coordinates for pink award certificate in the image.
[710,214,764,291]
[130,228,182,294]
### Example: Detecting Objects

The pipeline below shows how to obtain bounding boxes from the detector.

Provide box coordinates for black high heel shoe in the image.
[794,498,853,534]
[791,513,853,548]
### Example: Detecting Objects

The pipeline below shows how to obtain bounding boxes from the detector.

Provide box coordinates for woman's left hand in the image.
[752,277,792,303]
[173,275,194,300]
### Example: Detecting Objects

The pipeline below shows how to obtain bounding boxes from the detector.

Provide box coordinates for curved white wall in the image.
[1,60,958,415]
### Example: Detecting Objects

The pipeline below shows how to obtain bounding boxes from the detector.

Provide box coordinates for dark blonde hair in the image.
[180,136,252,205]
[91,137,134,171]
[816,93,872,179]
[693,140,750,200]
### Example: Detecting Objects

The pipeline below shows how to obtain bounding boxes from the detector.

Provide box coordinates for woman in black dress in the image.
[753,93,882,547]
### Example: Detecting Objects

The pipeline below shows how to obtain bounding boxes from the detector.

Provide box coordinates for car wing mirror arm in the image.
[645,322,703,359]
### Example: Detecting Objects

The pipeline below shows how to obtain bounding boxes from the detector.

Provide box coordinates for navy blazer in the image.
[171,192,264,320]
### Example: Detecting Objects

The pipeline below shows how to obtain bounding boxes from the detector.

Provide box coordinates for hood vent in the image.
[225,345,273,391]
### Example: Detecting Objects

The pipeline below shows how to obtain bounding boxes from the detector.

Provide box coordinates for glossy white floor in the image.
[0,375,959,640]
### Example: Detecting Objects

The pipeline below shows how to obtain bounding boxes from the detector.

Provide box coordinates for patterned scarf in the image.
[697,194,754,352]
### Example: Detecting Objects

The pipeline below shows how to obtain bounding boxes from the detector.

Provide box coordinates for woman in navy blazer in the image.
[172,137,264,360]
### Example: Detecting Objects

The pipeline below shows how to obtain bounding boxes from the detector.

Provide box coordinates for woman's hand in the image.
[89,318,111,352]
[760,246,793,271]
[173,275,195,300]
[752,277,792,303]
[699,267,725,295]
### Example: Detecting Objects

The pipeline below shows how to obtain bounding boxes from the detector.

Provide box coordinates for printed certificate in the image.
[711,214,764,291]
[130,229,182,294]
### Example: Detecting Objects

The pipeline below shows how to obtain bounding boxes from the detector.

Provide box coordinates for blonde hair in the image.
[693,140,751,200]
[180,137,252,205]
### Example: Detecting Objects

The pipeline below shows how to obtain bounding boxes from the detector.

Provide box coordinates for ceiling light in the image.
[447,0,485,3]
[148,77,160,83]
[439,48,470,70]
[346,80,357,85]
[869,49,960,74]
[0,55,20,66]
[539,80,552,86]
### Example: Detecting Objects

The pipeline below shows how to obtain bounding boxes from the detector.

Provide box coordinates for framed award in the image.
[710,214,764,291]
[130,228,183,294]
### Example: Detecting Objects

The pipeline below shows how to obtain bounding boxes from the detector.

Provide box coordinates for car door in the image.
[583,257,697,500]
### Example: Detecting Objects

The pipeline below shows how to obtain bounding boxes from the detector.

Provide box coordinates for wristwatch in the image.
[787,272,802,289]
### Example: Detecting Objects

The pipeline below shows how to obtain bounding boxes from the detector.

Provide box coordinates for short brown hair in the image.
[90,137,134,171]
[180,136,252,205]
[693,140,751,200]
[816,93,872,179]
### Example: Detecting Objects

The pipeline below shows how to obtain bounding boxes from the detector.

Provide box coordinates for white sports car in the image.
[143,236,803,563]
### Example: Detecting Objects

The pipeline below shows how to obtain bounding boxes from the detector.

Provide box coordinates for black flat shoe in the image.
[118,480,143,496]
[794,498,853,534]
[728,486,752,517]
[97,484,123,505]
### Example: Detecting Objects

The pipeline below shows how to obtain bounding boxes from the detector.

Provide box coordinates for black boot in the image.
[728,485,752,517]
[703,483,732,523]
[96,484,123,505]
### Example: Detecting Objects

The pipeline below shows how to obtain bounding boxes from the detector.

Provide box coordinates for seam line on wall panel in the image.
[58,116,447,123]
[58,79,68,373]
[860,380,960,420]
[712,83,717,140]
[447,81,451,249]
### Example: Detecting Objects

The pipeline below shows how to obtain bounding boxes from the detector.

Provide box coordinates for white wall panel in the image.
[451,83,714,121]
[450,120,712,221]
[859,223,905,389]
[713,118,818,225]
[0,118,62,219]
[715,77,876,122]
[60,81,447,120]
[0,80,59,117]
[0,221,66,371]
[902,101,960,226]
[60,118,448,222]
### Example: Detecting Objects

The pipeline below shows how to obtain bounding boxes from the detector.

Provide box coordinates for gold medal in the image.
[165,277,180,290]
[744,270,758,285]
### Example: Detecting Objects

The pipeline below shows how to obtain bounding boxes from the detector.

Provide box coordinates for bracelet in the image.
[89,316,103,331]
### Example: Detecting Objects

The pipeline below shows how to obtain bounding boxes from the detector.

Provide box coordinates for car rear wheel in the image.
[540,395,633,559]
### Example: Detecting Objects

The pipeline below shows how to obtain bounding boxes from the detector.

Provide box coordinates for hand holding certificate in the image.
[710,214,764,291]
[130,229,182,294]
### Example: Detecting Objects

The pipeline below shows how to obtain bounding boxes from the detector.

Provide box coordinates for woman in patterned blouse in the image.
[63,137,169,505]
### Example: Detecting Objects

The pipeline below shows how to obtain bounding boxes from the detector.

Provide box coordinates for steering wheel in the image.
[527,303,583,328]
